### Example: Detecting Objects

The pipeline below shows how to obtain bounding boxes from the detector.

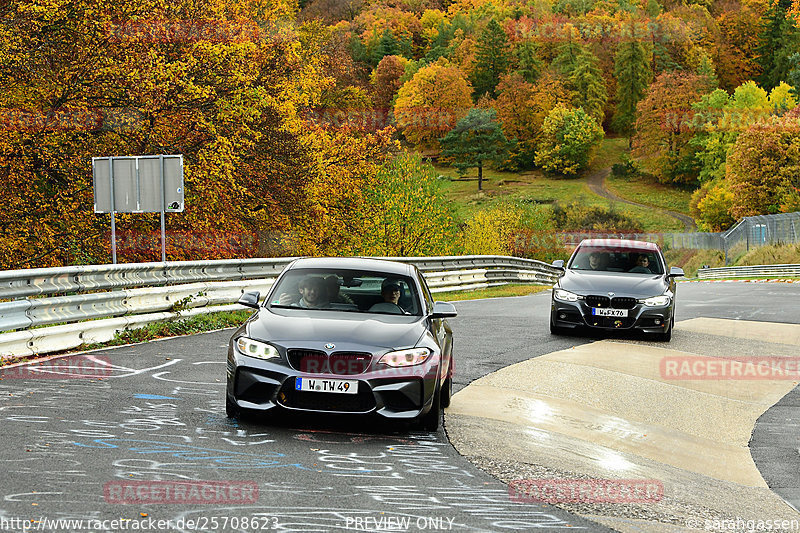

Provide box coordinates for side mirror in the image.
[431,301,457,319]
[552,260,564,269]
[668,267,685,278]
[237,291,261,309]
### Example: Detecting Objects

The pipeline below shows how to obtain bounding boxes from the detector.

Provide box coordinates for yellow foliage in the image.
[460,205,523,256]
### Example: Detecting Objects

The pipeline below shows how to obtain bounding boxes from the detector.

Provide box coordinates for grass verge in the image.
[434,283,551,301]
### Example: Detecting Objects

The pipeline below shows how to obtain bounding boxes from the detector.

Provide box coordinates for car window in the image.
[569,247,663,274]
[267,268,422,316]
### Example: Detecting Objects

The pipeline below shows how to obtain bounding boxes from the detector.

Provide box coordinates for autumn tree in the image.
[394,59,473,148]
[0,0,395,268]
[439,108,511,191]
[371,55,408,110]
[726,118,800,218]
[613,40,653,139]
[493,72,575,169]
[534,105,604,176]
[471,18,511,99]
[356,152,458,257]
[632,71,716,184]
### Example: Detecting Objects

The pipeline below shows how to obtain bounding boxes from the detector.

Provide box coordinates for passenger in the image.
[325,275,355,305]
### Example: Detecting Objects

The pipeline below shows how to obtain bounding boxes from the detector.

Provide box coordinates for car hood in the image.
[558,270,668,297]
[247,309,426,352]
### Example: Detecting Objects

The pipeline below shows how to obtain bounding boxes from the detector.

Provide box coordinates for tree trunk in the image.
[478,162,483,191]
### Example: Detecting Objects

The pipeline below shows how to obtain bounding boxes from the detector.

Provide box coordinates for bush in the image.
[551,200,643,231]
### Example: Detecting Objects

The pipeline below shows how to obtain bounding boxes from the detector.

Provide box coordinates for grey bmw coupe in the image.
[226,257,457,430]
[550,239,684,341]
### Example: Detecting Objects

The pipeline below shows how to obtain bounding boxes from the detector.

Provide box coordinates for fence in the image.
[555,211,800,265]
[0,255,560,361]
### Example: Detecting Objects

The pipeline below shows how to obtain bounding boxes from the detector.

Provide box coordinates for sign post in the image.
[92,155,184,263]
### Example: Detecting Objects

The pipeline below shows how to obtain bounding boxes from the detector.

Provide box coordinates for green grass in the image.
[435,163,685,232]
[435,283,551,301]
[587,136,629,172]
[606,173,694,216]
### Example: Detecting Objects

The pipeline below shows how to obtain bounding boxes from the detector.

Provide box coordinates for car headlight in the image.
[236,337,280,360]
[378,348,431,367]
[553,289,581,302]
[639,295,672,307]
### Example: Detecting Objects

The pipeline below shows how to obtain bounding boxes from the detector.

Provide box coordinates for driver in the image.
[629,254,652,273]
[369,279,407,313]
[588,251,607,271]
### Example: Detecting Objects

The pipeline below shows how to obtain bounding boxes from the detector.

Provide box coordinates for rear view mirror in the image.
[552,260,564,269]
[431,301,457,319]
[237,291,261,309]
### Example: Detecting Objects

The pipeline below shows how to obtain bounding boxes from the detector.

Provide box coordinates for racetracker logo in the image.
[660,356,800,380]
[509,478,663,504]
[1,355,112,380]
[104,480,259,504]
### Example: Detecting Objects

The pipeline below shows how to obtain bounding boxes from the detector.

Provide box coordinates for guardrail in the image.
[0,255,559,362]
[697,264,800,279]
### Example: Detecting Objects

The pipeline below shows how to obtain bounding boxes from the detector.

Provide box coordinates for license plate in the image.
[592,308,628,317]
[295,377,358,394]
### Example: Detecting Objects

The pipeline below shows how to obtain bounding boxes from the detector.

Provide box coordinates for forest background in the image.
[1,0,799,270]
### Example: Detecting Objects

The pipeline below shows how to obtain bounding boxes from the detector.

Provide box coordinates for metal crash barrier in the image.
[697,264,800,279]
[0,256,560,361]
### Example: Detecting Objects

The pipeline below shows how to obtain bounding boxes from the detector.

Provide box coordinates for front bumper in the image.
[226,347,439,419]
[551,297,672,334]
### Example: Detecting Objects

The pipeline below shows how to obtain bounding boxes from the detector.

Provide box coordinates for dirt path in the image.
[586,167,697,232]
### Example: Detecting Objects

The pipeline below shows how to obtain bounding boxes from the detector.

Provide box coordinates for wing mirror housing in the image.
[552,260,565,269]
[237,291,261,309]
[431,301,458,319]
[668,267,685,278]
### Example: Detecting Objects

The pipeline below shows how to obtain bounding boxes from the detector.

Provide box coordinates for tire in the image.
[225,395,240,419]
[440,362,453,409]
[419,385,441,431]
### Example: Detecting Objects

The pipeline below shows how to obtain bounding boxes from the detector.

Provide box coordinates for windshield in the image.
[267,268,422,316]
[568,246,664,275]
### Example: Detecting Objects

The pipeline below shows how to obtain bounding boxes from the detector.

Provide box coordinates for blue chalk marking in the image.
[134,394,177,400]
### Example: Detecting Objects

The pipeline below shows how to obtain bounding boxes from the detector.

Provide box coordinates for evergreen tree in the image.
[439,108,512,191]
[513,41,543,83]
[756,0,800,90]
[371,29,410,66]
[612,40,653,139]
[788,53,800,101]
[471,19,511,99]
[552,39,584,76]
[569,50,608,124]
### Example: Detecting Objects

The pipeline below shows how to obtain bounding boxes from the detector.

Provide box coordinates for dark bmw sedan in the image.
[226,257,457,430]
[550,239,684,341]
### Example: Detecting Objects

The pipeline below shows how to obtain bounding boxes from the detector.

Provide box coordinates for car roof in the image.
[286,257,416,276]
[577,239,661,251]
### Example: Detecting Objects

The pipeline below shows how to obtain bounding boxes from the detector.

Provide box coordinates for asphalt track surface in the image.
[0,281,798,533]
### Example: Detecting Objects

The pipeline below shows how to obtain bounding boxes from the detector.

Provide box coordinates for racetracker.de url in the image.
[0,515,280,531]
